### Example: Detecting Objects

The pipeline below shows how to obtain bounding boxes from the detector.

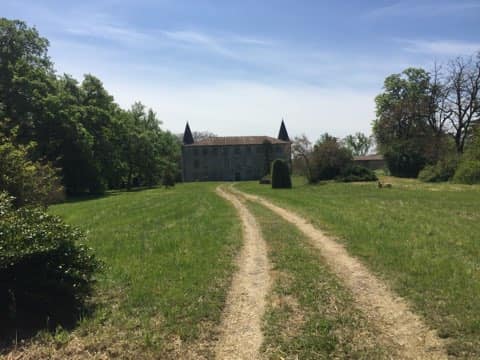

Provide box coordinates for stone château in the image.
[181,121,291,181]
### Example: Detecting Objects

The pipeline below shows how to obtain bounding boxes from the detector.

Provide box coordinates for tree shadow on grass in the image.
[0,292,96,353]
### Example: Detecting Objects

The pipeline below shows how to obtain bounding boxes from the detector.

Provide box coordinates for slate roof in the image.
[184,136,289,146]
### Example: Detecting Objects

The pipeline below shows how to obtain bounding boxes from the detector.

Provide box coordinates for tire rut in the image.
[230,186,447,360]
[214,186,271,360]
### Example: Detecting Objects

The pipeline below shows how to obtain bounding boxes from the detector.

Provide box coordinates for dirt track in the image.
[214,187,271,360]
[230,185,447,360]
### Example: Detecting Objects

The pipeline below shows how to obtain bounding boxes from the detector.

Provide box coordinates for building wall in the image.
[182,143,291,181]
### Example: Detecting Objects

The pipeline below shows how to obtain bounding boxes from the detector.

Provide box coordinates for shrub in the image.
[162,164,176,188]
[0,139,64,207]
[0,193,100,337]
[383,142,427,178]
[311,136,353,181]
[453,160,480,184]
[271,160,292,189]
[337,165,378,182]
[418,157,458,182]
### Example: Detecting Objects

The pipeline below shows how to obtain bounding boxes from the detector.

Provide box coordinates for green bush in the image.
[0,138,64,207]
[0,193,100,337]
[418,157,458,182]
[383,142,427,178]
[337,165,378,182]
[311,137,353,181]
[453,160,480,184]
[271,160,292,189]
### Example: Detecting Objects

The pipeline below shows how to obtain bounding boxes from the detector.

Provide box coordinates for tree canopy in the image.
[0,18,180,195]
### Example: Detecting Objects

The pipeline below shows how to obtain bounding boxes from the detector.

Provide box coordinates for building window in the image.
[256,146,263,153]
[212,147,218,155]
[246,146,252,153]
[223,147,229,155]
[194,159,200,169]
[203,147,208,155]
[276,145,282,153]
[193,148,199,156]
[234,147,241,155]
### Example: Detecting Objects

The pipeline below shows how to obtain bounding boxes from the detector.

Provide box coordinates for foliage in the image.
[453,128,480,184]
[382,141,428,178]
[336,165,378,182]
[291,134,313,182]
[161,162,177,188]
[0,136,64,207]
[343,132,373,156]
[0,18,180,195]
[373,68,437,177]
[271,159,292,189]
[0,193,100,336]
[310,134,353,181]
[418,156,458,182]
[453,160,480,184]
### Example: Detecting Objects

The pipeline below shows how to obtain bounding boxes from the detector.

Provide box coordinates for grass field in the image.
[248,202,387,359]
[237,177,480,358]
[36,183,242,359]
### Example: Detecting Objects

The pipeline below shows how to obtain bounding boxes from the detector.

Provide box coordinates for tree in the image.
[292,134,314,182]
[343,132,373,156]
[311,134,352,181]
[373,68,435,177]
[0,18,55,142]
[443,53,480,153]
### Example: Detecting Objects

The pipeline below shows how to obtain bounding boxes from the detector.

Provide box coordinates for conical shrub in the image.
[271,159,292,189]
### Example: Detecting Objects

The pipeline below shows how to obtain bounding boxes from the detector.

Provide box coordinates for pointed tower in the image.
[183,122,194,145]
[278,119,290,142]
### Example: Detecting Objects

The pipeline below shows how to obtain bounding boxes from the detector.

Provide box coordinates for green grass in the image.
[248,202,387,359]
[238,177,480,358]
[46,183,242,358]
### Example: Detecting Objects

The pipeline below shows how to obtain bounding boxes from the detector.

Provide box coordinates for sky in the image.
[3,0,480,139]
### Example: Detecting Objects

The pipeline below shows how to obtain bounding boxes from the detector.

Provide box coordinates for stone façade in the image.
[181,121,291,182]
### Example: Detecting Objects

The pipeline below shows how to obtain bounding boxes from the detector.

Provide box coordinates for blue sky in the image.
[3,0,480,139]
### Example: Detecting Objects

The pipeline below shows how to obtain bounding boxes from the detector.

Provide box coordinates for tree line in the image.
[0,18,180,205]
[373,54,480,180]
[292,52,480,184]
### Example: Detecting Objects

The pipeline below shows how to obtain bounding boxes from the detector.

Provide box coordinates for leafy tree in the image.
[373,68,436,177]
[0,135,64,207]
[0,18,55,142]
[292,134,314,182]
[0,18,181,194]
[343,132,373,156]
[311,134,352,181]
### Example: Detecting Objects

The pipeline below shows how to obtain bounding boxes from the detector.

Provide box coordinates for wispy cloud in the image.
[366,1,480,18]
[401,39,480,56]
